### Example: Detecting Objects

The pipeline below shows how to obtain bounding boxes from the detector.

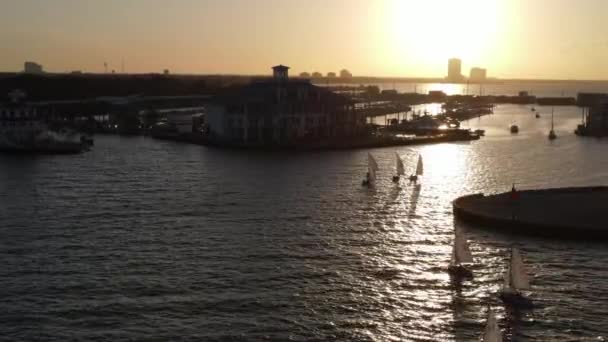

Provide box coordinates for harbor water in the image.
[1,105,607,341]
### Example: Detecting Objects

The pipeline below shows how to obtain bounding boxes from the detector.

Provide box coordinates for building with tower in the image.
[205,65,365,146]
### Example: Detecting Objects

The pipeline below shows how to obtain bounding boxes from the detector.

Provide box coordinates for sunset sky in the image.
[1,0,608,79]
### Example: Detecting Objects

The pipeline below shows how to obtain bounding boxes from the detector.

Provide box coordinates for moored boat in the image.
[0,90,88,154]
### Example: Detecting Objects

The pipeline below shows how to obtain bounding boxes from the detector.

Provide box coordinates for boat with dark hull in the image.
[0,91,89,154]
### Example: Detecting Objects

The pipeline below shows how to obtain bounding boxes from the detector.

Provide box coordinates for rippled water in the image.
[1,105,607,341]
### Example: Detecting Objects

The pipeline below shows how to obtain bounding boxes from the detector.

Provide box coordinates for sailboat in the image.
[482,308,503,342]
[393,152,405,182]
[362,153,379,187]
[409,154,423,183]
[448,227,474,279]
[548,108,557,140]
[499,248,533,307]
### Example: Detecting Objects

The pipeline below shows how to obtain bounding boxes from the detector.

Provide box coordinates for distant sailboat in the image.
[499,248,532,307]
[510,124,519,134]
[548,108,557,140]
[482,309,503,342]
[409,154,423,183]
[448,227,474,279]
[393,152,405,182]
[363,153,379,187]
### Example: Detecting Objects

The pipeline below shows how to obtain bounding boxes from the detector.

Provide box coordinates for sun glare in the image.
[383,0,501,76]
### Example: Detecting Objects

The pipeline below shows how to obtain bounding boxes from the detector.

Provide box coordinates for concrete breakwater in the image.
[453,186,608,240]
[152,130,480,151]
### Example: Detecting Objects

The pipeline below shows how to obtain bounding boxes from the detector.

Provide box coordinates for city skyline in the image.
[2,0,608,80]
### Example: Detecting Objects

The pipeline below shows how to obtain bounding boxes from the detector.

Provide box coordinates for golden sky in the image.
[1,0,608,79]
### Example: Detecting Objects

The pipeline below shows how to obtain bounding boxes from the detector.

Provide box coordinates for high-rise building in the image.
[447,58,463,82]
[24,61,43,74]
[470,67,487,82]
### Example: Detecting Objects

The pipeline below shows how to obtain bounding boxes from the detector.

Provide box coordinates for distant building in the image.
[447,58,463,83]
[163,69,170,75]
[24,61,43,74]
[205,65,365,146]
[340,69,353,78]
[469,67,487,82]
[311,72,323,78]
[299,72,311,78]
[577,95,608,136]
[327,72,337,78]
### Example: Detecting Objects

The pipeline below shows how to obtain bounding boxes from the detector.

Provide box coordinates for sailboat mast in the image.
[551,108,555,130]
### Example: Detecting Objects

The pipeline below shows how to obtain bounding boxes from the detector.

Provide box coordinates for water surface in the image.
[1,105,607,341]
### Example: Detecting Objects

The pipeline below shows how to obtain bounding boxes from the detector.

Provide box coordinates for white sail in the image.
[482,309,502,342]
[510,248,530,290]
[368,164,377,186]
[416,154,424,176]
[366,153,378,186]
[503,263,511,290]
[453,227,473,265]
[368,153,379,172]
[395,152,405,175]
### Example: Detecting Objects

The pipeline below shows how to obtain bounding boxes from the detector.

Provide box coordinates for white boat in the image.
[393,152,405,182]
[363,153,379,187]
[409,154,423,182]
[482,308,502,342]
[448,226,474,279]
[548,108,557,140]
[499,248,532,307]
[0,90,87,154]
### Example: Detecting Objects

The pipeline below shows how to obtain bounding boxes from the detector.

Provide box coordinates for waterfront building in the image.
[0,90,87,153]
[576,94,608,136]
[447,58,464,83]
[327,72,337,78]
[299,72,311,78]
[24,61,44,74]
[311,72,323,78]
[469,67,487,82]
[205,65,364,145]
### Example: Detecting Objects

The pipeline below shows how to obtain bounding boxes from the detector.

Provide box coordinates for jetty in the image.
[453,187,608,240]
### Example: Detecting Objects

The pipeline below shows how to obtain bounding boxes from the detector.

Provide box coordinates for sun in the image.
[381,0,502,76]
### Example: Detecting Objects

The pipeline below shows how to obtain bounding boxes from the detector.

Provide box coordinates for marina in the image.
[4,0,608,340]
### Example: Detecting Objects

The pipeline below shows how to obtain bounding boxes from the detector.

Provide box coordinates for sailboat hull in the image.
[499,290,533,308]
[448,265,473,279]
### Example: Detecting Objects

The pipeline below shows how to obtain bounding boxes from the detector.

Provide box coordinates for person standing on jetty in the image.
[510,183,519,220]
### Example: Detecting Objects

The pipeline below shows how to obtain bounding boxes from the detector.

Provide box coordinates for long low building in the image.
[205,65,366,146]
